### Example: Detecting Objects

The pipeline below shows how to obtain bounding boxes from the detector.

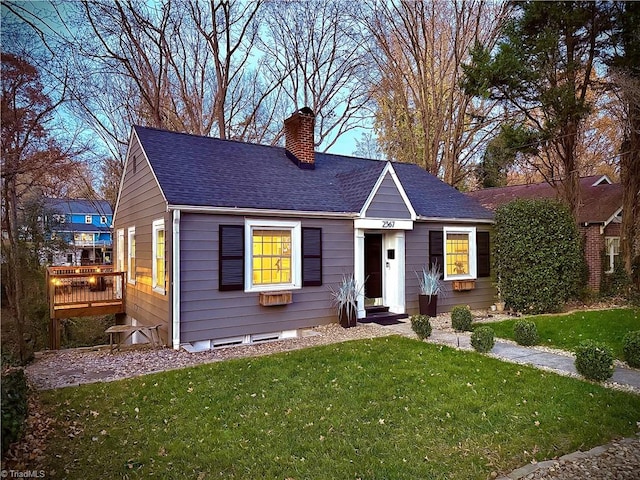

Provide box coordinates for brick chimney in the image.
[284,107,315,169]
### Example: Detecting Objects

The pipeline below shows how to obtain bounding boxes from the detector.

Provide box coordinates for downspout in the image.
[172,209,181,350]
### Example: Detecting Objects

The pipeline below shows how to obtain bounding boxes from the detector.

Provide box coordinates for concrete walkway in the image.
[383,319,640,391]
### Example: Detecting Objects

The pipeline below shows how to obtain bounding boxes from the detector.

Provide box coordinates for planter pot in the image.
[339,305,357,328]
[495,301,505,313]
[419,294,438,317]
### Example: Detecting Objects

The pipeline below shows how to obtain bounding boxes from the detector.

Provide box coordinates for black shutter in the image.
[476,231,490,278]
[429,230,444,276]
[219,225,244,291]
[302,227,322,286]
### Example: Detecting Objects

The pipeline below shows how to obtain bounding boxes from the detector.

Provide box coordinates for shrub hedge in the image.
[494,199,584,314]
[410,314,432,340]
[623,331,640,368]
[451,305,473,332]
[513,319,539,346]
[574,340,614,382]
[471,326,495,353]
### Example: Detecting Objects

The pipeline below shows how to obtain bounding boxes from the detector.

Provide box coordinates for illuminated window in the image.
[152,219,165,293]
[252,230,292,285]
[127,226,136,284]
[443,227,476,280]
[85,215,93,224]
[245,220,301,292]
[605,237,620,274]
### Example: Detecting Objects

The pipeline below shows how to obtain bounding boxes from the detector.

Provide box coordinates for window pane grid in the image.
[252,229,291,285]
[446,233,469,276]
[155,228,165,289]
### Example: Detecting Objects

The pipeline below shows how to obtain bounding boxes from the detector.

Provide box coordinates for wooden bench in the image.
[105,324,162,353]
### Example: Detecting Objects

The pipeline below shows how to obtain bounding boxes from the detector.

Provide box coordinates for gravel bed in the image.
[26,322,392,390]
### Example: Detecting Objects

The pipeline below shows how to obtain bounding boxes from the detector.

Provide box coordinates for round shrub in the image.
[623,331,640,368]
[513,320,539,346]
[410,314,432,340]
[494,199,584,314]
[574,340,614,382]
[451,305,473,331]
[471,326,495,353]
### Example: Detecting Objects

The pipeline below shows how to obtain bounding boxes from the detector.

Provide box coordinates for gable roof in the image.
[44,198,113,216]
[132,125,493,221]
[467,175,622,224]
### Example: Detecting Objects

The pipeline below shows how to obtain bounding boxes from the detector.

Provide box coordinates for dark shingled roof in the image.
[467,176,622,224]
[133,126,493,221]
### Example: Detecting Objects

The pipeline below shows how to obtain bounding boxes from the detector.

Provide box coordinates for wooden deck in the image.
[47,266,126,349]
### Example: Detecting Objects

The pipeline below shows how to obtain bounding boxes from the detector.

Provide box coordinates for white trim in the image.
[443,226,477,281]
[383,231,405,314]
[604,206,623,228]
[127,226,136,284]
[172,210,181,350]
[116,229,125,271]
[168,204,356,219]
[354,229,366,319]
[113,128,169,225]
[592,175,612,186]
[417,216,494,224]
[152,219,166,294]
[359,162,417,220]
[244,219,302,293]
[354,218,413,230]
[604,236,620,274]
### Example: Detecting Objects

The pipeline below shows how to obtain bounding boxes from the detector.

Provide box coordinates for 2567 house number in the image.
[382,221,395,228]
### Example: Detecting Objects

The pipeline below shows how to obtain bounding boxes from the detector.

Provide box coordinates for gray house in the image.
[113,108,495,350]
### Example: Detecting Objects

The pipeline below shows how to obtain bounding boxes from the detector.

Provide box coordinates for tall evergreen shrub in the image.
[494,199,584,314]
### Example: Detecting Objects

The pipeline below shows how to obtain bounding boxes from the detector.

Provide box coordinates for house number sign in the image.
[382,221,395,228]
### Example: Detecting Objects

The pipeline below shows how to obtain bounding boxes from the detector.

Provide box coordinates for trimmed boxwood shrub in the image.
[451,305,473,332]
[471,326,495,353]
[1,368,28,455]
[574,340,614,382]
[623,331,640,368]
[494,199,584,314]
[513,319,539,346]
[410,314,432,340]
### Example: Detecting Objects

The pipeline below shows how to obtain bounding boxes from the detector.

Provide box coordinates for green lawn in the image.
[40,336,639,479]
[486,308,640,359]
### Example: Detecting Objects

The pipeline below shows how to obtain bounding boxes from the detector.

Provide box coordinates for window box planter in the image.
[259,291,293,306]
[452,280,475,291]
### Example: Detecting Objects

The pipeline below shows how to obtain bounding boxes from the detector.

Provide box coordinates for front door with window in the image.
[364,234,383,301]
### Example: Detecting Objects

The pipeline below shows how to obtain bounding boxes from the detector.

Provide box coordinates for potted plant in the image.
[329,274,364,328]
[416,263,443,317]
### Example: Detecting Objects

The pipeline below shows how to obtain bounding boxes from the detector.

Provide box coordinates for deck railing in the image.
[46,265,126,349]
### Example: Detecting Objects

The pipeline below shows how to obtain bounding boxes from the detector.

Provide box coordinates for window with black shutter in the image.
[476,231,491,278]
[302,227,322,286]
[219,225,244,291]
[429,230,444,276]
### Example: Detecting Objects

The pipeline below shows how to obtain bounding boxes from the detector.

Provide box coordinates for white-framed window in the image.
[127,226,136,284]
[85,215,93,224]
[443,226,477,280]
[152,219,166,294]
[100,216,107,224]
[116,229,125,271]
[605,236,620,274]
[244,219,301,292]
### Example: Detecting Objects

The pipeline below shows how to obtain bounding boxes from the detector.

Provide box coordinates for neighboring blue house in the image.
[44,198,113,265]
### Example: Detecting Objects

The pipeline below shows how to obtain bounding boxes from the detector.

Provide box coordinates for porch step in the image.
[361,306,408,326]
[365,305,389,315]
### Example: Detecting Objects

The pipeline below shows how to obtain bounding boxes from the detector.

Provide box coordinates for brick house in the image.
[468,175,623,291]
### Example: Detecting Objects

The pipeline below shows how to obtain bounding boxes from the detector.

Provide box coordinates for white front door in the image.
[383,231,405,314]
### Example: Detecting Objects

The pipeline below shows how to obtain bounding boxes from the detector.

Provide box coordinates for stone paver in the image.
[382,319,640,392]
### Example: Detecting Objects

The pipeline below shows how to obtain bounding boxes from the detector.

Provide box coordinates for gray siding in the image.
[179,214,354,343]
[405,222,495,314]
[365,173,412,219]
[113,136,172,343]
